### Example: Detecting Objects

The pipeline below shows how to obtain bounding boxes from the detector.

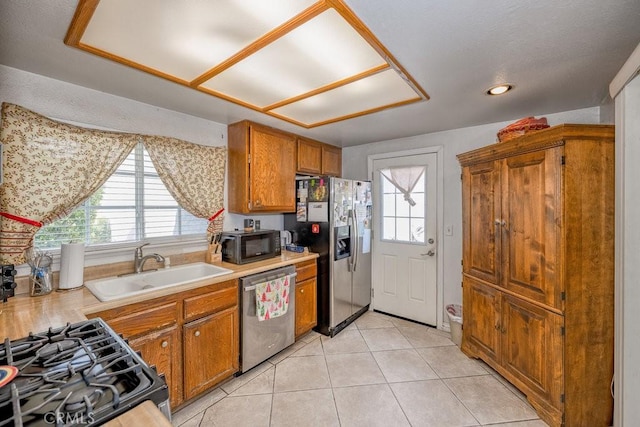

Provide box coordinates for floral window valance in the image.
[0,103,226,264]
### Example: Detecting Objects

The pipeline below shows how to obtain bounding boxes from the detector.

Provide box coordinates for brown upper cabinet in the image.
[296,138,322,175]
[228,120,342,214]
[297,137,342,177]
[228,121,297,214]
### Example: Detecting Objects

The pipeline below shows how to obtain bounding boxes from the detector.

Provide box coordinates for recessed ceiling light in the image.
[486,84,513,96]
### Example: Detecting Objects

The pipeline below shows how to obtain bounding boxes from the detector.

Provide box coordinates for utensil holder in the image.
[30,266,52,297]
[205,244,222,264]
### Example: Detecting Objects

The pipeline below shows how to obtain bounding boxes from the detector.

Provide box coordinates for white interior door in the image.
[372,153,438,325]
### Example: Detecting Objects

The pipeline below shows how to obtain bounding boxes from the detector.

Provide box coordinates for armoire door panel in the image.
[501,294,563,404]
[462,161,501,286]
[502,149,561,308]
[462,277,501,362]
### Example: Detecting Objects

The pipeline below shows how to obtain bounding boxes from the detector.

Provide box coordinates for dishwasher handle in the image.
[243,272,297,292]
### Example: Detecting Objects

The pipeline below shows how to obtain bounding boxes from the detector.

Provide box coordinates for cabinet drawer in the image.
[106,302,178,338]
[296,260,317,282]
[184,286,238,322]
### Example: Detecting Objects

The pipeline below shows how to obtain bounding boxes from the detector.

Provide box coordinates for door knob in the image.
[421,250,435,257]
[194,331,201,337]
[161,341,168,348]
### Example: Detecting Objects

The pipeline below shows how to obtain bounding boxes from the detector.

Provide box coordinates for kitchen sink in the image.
[85,262,234,302]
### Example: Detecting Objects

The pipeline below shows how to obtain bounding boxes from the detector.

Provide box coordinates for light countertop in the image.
[1,251,318,340]
[1,251,318,424]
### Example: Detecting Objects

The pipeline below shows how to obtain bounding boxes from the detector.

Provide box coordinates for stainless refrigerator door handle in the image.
[352,208,359,271]
[347,212,355,272]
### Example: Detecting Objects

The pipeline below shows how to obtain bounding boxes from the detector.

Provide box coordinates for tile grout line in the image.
[371,324,413,426]
[321,324,342,426]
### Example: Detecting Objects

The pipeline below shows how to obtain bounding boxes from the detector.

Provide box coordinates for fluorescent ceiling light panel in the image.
[67,0,429,128]
[81,0,316,81]
[199,9,386,107]
[271,69,420,125]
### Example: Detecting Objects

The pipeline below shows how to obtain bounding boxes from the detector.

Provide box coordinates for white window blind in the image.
[35,142,207,249]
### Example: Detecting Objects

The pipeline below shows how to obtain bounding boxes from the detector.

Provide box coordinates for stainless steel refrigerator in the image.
[284,176,372,336]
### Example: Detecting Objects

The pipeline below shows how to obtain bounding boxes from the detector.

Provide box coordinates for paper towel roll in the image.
[59,243,85,290]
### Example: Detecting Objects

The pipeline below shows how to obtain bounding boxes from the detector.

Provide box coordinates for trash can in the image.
[446,304,463,347]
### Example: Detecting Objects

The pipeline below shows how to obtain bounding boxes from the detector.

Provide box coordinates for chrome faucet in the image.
[134,243,165,274]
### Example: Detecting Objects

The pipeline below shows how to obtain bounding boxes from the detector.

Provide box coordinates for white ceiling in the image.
[1,0,639,147]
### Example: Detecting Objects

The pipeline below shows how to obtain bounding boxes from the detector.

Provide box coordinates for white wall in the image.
[0,65,283,269]
[342,107,601,319]
[614,73,640,426]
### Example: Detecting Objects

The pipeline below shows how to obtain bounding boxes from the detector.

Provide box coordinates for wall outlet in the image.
[445,225,453,236]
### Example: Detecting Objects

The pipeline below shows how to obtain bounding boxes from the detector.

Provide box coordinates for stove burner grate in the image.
[0,319,169,426]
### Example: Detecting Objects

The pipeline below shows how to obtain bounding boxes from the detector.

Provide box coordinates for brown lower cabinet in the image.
[88,279,239,409]
[294,259,318,339]
[183,306,238,400]
[128,326,182,409]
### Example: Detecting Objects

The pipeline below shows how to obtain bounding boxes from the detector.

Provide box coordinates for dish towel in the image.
[255,274,292,321]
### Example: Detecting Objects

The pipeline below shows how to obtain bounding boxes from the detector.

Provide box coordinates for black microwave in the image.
[220,229,281,264]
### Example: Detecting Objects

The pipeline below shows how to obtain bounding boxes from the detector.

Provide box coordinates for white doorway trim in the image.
[368,146,445,330]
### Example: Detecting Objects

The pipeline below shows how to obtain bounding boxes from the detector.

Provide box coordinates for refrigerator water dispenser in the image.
[334,225,351,260]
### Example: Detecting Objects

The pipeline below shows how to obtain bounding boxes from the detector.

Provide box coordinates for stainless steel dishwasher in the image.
[239,265,296,373]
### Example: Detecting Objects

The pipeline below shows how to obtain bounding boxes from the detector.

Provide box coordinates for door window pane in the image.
[395,194,410,216]
[383,194,396,217]
[411,218,425,243]
[396,217,410,241]
[383,217,396,240]
[410,193,425,218]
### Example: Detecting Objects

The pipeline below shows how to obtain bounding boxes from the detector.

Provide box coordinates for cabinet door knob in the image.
[161,341,168,348]
[300,289,304,293]
[194,331,201,337]
[494,219,507,229]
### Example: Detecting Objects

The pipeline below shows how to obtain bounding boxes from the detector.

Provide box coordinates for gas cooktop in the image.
[0,319,169,426]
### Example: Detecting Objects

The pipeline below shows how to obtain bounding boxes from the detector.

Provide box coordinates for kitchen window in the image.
[35,142,207,250]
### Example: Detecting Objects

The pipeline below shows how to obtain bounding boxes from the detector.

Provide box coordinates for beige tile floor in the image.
[171,311,549,427]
